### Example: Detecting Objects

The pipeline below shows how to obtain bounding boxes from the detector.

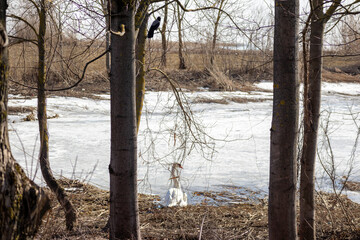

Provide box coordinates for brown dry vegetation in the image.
[320,53,360,83]
[7,40,360,98]
[7,40,273,97]
[192,96,267,104]
[35,178,360,240]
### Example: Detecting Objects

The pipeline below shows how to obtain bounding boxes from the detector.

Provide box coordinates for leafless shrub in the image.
[206,66,236,91]
[316,108,360,233]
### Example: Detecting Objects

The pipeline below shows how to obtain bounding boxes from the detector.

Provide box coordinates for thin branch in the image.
[27,0,41,15]
[8,35,38,46]
[149,0,269,56]
[324,0,341,24]
[8,14,39,37]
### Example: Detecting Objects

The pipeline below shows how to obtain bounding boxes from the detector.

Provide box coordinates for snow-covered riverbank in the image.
[7,81,360,204]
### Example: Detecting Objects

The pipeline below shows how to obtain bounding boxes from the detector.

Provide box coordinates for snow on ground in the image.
[7,81,360,204]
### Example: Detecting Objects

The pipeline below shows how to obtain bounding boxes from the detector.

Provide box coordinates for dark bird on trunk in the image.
[147,17,161,38]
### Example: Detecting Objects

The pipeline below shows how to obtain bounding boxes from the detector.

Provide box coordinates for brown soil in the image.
[35,178,360,240]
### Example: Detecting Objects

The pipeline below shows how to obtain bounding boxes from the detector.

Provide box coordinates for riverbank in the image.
[35,178,360,240]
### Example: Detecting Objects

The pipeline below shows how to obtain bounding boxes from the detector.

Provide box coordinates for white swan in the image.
[165,163,188,207]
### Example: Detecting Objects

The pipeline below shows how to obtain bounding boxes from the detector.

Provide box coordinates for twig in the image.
[198,214,206,240]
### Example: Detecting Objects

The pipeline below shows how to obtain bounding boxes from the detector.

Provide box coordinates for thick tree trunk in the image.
[109,1,140,239]
[0,2,50,238]
[177,4,186,70]
[136,13,148,132]
[160,0,168,67]
[1,142,50,239]
[299,1,324,239]
[268,0,299,239]
[37,1,76,231]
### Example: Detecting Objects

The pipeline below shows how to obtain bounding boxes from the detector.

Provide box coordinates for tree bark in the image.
[160,0,168,67]
[210,0,225,66]
[299,1,323,239]
[136,13,148,132]
[0,1,50,238]
[37,0,76,231]
[102,0,111,76]
[57,6,64,76]
[109,1,140,239]
[299,1,341,239]
[176,4,186,69]
[268,0,299,239]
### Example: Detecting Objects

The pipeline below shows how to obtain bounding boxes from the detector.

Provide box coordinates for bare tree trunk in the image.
[37,0,76,231]
[160,0,168,67]
[299,1,341,239]
[268,0,299,239]
[136,13,148,132]
[103,0,110,76]
[299,0,336,238]
[299,5,323,240]
[57,6,64,76]
[109,1,140,239]
[210,0,225,66]
[176,4,186,69]
[0,1,50,238]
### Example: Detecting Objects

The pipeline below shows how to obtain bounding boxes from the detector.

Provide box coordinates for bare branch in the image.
[8,35,38,46]
[8,14,39,37]
[149,0,269,55]
[9,48,110,92]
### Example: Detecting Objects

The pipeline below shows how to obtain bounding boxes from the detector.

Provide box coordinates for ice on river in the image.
[7,81,360,204]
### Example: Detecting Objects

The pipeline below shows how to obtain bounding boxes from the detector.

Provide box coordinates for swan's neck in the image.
[171,166,181,188]
[172,177,180,188]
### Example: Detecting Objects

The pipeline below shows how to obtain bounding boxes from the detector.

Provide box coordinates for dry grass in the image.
[35,178,269,240]
[343,181,360,192]
[192,97,229,104]
[7,106,35,115]
[227,97,267,104]
[322,70,360,83]
[192,96,267,105]
[321,54,360,83]
[8,40,360,97]
[8,39,274,96]
[316,192,360,239]
[34,178,360,240]
[206,67,238,91]
[323,54,360,71]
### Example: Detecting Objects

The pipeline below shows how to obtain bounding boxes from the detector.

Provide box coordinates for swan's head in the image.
[172,163,183,169]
